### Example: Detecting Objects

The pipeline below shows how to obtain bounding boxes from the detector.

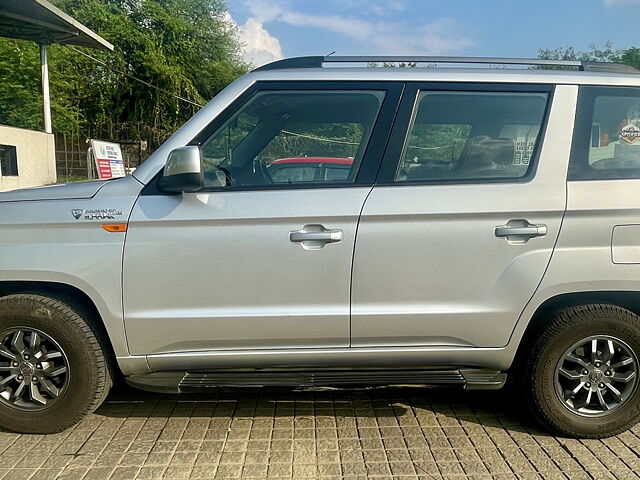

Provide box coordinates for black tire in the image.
[0,294,112,433]
[520,304,640,438]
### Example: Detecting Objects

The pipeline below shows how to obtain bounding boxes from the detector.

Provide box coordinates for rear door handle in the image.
[290,224,343,250]
[495,219,547,244]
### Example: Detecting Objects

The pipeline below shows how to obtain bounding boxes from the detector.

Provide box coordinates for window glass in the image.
[200,90,385,188]
[395,91,548,182]
[584,95,640,177]
[0,144,18,176]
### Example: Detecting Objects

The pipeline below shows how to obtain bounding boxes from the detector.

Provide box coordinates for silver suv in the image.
[1,56,640,438]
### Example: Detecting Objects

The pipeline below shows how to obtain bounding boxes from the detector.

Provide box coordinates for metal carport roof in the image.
[0,0,113,134]
[0,0,113,50]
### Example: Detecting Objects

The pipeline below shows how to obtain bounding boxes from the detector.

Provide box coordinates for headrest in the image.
[463,136,515,167]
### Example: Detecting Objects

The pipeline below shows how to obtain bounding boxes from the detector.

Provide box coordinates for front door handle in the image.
[495,219,547,244]
[290,224,342,249]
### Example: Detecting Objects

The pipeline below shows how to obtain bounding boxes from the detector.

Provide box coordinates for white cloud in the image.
[238,17,284,66]
[370,1,406,16]
[225,11,283,67]
[604,0,640,5]
[244,0,473,55]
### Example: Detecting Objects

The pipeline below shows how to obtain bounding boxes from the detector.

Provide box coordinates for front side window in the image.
[200,90,385,188]
[395,91,549,182]
[569,87,640,180]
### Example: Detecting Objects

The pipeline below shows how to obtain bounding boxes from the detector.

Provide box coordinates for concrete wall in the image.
[0,124,56,192]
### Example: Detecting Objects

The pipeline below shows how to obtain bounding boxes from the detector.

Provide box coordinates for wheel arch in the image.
[0,280,121,374]
[517,291,640,359]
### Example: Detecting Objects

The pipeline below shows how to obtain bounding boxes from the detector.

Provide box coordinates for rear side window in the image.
[569,87,640,180]
[395,90,549,182]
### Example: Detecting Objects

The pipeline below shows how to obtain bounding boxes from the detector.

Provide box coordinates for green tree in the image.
[0,0,248,147]
[538,42,640,71]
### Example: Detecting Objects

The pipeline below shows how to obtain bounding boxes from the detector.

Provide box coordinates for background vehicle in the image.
[1,56,640,437]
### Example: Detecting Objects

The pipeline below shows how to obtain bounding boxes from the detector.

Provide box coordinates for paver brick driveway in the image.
[0,384,638,479]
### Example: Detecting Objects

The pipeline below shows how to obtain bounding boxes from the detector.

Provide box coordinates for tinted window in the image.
[569,87,640,180]
[200,90,384,188]
[395,91,548,182]
[0,144,17,176]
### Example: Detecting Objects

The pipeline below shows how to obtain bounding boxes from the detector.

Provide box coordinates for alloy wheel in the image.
[0,328,69,410]
[554,335,638,417]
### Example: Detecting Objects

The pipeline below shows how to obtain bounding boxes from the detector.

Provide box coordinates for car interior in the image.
[201,91,384,187]
[397,91,548,181]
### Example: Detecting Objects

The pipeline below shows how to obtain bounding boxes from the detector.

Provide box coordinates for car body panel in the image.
[0,179,108,202]
[350,85,577,348]
[0,175,143,370]
[122,188,371,355]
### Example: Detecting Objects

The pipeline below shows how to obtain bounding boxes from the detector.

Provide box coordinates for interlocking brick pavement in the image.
[0,384,638,479]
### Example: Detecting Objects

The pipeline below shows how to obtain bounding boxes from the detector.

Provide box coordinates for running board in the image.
[125,368,506,393]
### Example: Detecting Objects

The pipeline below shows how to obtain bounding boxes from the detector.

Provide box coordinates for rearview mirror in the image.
[158,146,204,193]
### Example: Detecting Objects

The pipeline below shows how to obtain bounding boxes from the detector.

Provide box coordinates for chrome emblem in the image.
[71,209,84,219]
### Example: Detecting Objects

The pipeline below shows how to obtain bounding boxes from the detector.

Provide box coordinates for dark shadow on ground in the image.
[95,381,550,437]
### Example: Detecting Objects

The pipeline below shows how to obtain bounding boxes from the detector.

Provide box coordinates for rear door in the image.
[351,83,577,348]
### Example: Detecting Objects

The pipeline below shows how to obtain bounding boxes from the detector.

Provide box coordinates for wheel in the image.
[0,294,113,433]
[521,304,640,438]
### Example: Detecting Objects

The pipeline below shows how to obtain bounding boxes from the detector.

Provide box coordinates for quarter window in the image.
[569,88,640,180]
[395,91,549,182]
[200,90,385,188]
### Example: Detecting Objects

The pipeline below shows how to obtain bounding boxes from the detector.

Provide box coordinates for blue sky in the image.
[226,0,640,66]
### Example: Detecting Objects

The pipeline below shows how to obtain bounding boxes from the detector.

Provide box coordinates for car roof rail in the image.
[253,55,640,74]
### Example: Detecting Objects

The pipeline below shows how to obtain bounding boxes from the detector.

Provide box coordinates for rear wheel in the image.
[521,304,640,438]
[0,294,112,433]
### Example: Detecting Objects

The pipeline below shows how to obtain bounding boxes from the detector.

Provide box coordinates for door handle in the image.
[290,225,342,249]
[495,219,547,244]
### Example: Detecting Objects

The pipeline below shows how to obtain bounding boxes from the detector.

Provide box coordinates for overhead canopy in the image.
[0,0,113,50]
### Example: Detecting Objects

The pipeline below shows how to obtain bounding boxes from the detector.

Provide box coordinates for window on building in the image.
[0,145,18,176]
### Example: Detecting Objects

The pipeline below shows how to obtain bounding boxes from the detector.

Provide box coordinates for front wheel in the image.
[0,294,113,433]
[521,304,640,438]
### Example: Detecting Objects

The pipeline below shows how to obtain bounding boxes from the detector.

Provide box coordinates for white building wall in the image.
[0,124,56,192]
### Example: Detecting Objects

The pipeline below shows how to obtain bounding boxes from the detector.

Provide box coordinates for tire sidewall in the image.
[0,295,106,432]
[533,307,640,437]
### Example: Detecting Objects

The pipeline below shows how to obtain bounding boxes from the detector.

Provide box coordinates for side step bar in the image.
[126,368,507,393]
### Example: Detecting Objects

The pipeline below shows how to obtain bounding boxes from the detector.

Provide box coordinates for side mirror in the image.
[158,146,204,193]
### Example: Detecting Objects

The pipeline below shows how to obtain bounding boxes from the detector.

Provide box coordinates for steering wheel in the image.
[252,159,273,185]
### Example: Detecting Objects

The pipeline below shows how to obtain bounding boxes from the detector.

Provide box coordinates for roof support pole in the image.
[39,43,52,134]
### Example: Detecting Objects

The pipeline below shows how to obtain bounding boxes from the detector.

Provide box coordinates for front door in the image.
[351,84,577,348]
[123,83,401,355]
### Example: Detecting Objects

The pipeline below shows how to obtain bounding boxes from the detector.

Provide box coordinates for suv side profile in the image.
[1,56,640,438]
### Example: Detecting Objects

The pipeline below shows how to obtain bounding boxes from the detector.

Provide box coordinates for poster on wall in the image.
[90,140,125,179]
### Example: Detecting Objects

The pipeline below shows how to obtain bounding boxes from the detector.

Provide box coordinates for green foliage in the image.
[0,0,248,147]
[538,42,640,71]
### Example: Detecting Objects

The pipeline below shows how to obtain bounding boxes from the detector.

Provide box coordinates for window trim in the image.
[142,81,404,195]
[375,82,554,186]
[569,85,640,181]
